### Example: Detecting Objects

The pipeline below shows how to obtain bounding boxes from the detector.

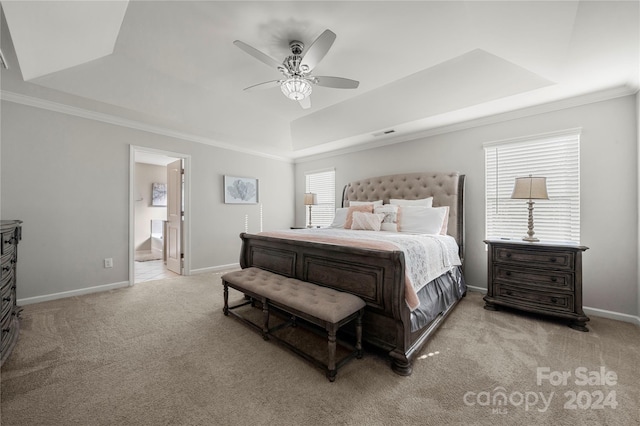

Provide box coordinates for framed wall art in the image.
[151,183,167,206]
[224,175,259,204]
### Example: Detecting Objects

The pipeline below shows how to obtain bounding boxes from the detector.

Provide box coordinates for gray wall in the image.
[1,100,294,300]
[295,94,639,317]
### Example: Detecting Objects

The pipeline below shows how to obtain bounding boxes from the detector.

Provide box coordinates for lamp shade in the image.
[304,192,317,205]
[511,176,549,200]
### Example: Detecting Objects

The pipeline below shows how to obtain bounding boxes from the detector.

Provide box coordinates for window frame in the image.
[304,168,336,228]
[484,128,581,243]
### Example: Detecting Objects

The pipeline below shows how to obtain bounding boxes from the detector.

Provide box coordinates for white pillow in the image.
[349,200,383,207]
[329,208,349,228]
[390,197,433,207]
[398,206,447,234]
[374,204,399,232]
[350,212,385,231]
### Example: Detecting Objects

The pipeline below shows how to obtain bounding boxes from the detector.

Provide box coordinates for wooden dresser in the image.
[484,239,589,331]
[1,220,22,365]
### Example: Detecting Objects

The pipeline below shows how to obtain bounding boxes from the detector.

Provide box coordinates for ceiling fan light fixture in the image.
[280,76,312,101]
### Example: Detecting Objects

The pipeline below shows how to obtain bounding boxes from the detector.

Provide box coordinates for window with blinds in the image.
[305,168,335,227]
[485,129,580,243]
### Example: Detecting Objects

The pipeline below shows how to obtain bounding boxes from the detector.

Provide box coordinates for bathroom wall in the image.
[134,162,169,252]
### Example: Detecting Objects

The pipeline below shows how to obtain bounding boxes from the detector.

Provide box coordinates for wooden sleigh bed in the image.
[239,172,466,375]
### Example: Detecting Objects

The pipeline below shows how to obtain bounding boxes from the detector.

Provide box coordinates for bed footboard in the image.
[239,232,438,375]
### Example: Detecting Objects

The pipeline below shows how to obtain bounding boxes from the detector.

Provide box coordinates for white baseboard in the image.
[17,281,130,306]
[466,285,487,294]
[190,263,240,275]
[464,284,640,326]
[16,264,241,306]
[583,306,640,327]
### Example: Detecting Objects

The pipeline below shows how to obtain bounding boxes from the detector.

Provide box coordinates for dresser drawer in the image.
[1,298,14,333]
[493,246,574,270]
[0,292,13,321]
[1,315,15,352]
[0,253,15,280]
[493,265,574,291]
[1,273,14,302]
[1,231,17,256]
[497,286,574,313]
[1,267,13,292]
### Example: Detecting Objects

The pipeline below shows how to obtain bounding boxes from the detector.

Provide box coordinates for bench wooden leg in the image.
[261,298,270,341]
[223,283,229,316]
[356,309,363,359]
[327,324,337,382]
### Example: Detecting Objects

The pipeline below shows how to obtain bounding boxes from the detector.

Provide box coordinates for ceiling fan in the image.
[233,30,359,109]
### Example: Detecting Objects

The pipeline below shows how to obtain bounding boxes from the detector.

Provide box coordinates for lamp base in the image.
[522,236,539,242]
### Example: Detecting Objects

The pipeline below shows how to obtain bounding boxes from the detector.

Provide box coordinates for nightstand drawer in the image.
[497,286,574,313]
[493,266,574,291]
[493,246,574,270]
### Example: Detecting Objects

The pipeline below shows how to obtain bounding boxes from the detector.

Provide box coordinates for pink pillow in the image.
[350,212,385,231]
[439,206,450,235]
[344,205,374,229]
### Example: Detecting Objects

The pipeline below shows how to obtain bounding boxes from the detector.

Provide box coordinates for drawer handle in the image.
[505,271,511,276]
[3,237,15,245]
[549,257,557,263]
[551,297,558,304]
[1,266,10,272]
[506,290,513,296]
[506,253,512,258]
[550,277,558,282]
[2,297,10,302]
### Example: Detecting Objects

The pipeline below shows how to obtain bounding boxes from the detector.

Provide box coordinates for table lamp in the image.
[511,175,548,242]
[304,193,317,228]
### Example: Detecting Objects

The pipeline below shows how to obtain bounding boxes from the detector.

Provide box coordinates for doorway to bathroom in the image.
[129,146,190,284]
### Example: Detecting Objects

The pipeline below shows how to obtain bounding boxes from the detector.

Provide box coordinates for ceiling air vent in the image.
[373,129,396,137]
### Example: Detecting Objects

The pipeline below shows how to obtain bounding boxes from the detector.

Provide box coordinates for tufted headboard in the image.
[342,172,465,260]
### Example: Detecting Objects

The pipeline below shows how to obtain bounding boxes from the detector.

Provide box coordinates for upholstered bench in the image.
[222,267,365,382]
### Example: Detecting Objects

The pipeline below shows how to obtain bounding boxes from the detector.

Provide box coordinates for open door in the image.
[166,159,183,274]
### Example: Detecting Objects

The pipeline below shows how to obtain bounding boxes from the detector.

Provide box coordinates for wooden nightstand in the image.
[483,239,590,331]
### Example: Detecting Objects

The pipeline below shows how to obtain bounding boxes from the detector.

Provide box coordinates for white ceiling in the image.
[1,1,638,160]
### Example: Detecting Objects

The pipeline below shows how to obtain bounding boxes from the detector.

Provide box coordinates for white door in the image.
[166,159,183,274]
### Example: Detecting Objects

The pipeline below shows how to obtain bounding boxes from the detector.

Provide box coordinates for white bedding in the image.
[258,228,462,310]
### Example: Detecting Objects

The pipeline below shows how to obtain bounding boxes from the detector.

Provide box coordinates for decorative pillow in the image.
[398,206,447,234]
[349,200,383,207]
[350,212,385,231]
[389,197,433,207]
[344,205,374,229]
[438,206,450,235]
[374,204,399,232]
[329,208,349,228]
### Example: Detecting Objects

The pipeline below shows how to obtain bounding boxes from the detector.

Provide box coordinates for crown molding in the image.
[292,84,638,164]
[0,90,293,163]
[2,84,636,166]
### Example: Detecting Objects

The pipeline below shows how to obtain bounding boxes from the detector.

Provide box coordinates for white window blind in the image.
[305,168,335,227]
[485,130,580,243]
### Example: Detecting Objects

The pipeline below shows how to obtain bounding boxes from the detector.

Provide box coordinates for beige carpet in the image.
[1,272,638,425]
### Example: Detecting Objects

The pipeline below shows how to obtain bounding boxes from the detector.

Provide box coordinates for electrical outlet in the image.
[104,258,113,268]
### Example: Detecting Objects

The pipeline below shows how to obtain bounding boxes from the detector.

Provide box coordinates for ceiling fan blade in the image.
[243,80,281,92]
[233,40,281,69]
[298,97,311,109]
[300,30,336,71]
[313,76,360,89]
